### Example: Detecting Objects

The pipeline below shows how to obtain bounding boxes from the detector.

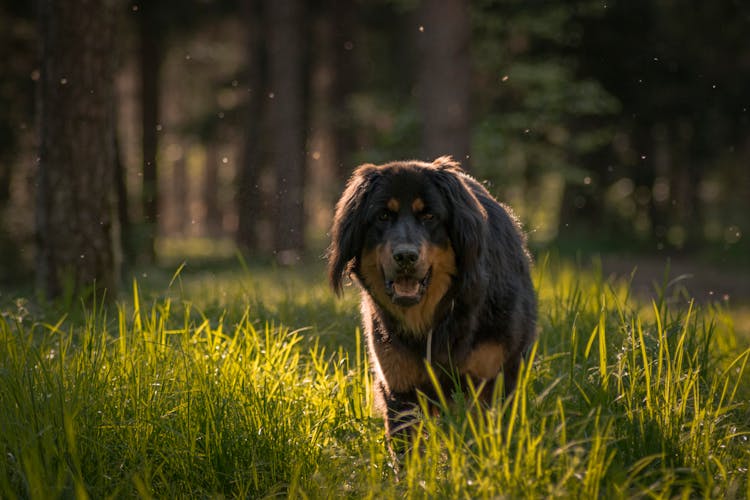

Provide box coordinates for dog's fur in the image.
[328,157,537,446]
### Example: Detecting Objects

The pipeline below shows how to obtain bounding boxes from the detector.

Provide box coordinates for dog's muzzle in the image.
[384,245,432,307]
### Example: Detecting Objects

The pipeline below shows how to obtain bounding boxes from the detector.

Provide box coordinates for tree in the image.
[266,0,306,263]
[322,0,357,181]
[417,0,471,167]
[204,143,223,237]
[36,0,119,299]
[573,0,750,249]
[0,0,35,282]
[138,2,164,263]
[237,0,266,253]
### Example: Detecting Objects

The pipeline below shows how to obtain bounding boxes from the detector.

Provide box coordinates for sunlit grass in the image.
[0,255,748,497]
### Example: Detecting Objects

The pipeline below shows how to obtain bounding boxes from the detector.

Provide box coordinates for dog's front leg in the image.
[376,383,422,464]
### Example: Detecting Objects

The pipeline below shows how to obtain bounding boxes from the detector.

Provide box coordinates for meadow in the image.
[0,253,748,498]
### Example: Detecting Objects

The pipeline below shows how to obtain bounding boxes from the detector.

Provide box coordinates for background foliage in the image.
[0,1,749,496]
[1,0,749,283]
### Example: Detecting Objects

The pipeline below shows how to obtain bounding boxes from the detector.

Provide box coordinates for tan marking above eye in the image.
[387,198,399,212]
[412,198,425,213]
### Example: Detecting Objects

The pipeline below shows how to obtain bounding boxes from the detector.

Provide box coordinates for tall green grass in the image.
[0,257,748,498]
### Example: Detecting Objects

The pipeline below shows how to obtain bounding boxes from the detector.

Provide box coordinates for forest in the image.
[0,0,747,294]
[0,0,749,498]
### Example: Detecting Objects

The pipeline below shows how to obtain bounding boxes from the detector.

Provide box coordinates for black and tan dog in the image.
[328,156,536,447]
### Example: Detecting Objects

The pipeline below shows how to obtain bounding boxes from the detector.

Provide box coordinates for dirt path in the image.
[598,255,750,304]
[598,254,750,342]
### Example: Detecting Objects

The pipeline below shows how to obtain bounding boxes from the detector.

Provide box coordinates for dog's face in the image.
[359,169,455,309]
[329,157,488,332]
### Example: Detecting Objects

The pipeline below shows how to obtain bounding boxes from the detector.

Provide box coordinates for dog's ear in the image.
[328,164,380,295]
[429,160,488,296]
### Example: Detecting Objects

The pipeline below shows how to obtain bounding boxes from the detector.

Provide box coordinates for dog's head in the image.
[328,157,488,326]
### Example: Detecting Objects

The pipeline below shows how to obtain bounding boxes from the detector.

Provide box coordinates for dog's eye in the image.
[420,213,434,221]
[378,211,391,221]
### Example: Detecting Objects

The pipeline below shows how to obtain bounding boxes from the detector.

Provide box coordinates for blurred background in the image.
[1,0,749,298]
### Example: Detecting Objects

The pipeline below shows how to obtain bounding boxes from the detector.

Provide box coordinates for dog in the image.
[328,156,536,450]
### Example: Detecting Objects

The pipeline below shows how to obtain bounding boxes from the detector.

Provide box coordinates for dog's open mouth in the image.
[385,268,431,306]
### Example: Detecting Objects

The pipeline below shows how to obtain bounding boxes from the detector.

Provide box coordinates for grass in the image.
[0,254,748,498]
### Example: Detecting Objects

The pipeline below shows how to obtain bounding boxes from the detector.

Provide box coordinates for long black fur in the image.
[328,157,537,450]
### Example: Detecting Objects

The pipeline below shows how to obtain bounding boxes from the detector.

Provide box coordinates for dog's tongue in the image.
[393,277,420,297]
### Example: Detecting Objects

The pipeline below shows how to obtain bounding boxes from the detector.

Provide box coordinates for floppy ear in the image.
[429,159,488,297]
[328,164,380,295]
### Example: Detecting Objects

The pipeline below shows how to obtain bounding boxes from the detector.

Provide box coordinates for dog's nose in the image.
[392,245,419,268]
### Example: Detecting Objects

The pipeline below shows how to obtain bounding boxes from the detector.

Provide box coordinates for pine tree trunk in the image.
[139,2,162,263]
[36,0,119,299]
[237,0,266,253]
[204,144,222,238]
[329,0,356,181]
[267,0,306,263]
[173,150,189,236]
[417,0,471,169]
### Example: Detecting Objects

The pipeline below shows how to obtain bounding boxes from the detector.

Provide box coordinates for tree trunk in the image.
[237,0,266,253]
[417,0,471,169]
[329,0,357,181]
[204,144,222,238]
[139,2,163,263]
[671,121,701,250]
[173,148,189,236]
[36,0,119,299]
[266,0,306,263]
[114,120,132,267]
[307,0,354,236]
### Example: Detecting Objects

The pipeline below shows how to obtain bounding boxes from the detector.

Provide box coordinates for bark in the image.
[307,1,347,234]
[173,150,189,236]
[114,120,132,266]
[329,0,357,181]
[237,0,266,253]
[417,0,472,169]
[36,0,119,299]
[266,0,306,262]
[204,144,222,238]
[139,2,163,263]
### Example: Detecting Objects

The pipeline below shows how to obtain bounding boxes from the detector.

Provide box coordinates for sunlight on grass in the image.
[0,255,748,497]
